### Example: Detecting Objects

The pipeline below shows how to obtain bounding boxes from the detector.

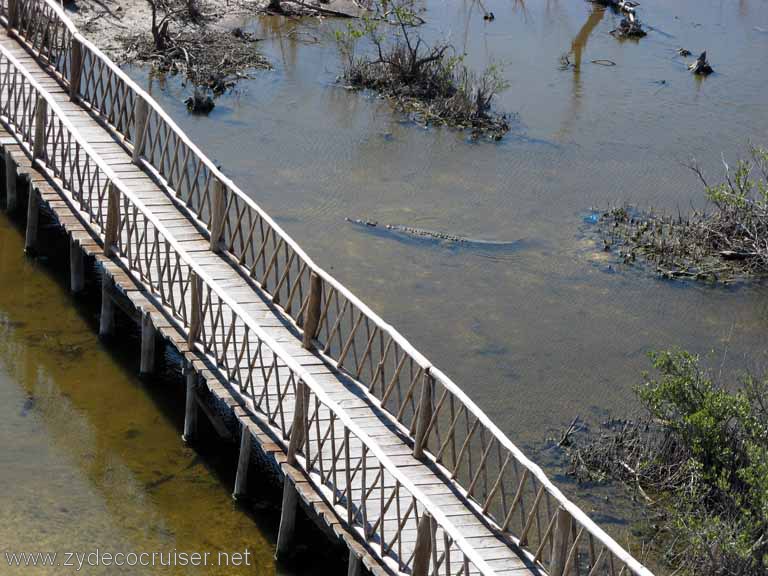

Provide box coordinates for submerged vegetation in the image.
[596,145,768,282]
[566,349,768,576]
[334,6,510,140]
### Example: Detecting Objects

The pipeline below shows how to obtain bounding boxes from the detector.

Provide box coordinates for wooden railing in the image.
[0,1,656,574]
[0,43,498,576]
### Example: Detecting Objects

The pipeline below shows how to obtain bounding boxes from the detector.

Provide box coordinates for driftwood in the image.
[688,51,713,75]
[595,0,647,38]
[185,89,215,113]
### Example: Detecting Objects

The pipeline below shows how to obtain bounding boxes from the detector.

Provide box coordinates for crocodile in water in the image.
[345,217,526,250]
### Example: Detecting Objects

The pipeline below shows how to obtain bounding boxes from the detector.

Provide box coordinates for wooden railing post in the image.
[132,96,148,162]
[412,511,433,576]
[33,96,47,161]
[209,179,226,252]
[69,38,83,102]
[550,507,573,576]
[287,380,308,464]
[187,271,202,347]
[7,0,18,30]
[104,182,119,256]
[276,379,309,558]
[413,369,433,458]
[302,272,322,349]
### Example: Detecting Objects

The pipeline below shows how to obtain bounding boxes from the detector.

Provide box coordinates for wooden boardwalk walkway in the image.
[0,2,654,576]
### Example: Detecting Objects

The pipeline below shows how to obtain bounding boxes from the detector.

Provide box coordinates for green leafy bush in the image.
[569,349,768,575]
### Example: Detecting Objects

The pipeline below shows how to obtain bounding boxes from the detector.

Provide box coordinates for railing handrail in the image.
[0,1,656,572]
[0,41,499,576]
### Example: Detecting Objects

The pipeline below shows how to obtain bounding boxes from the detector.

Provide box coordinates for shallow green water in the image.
[0,217,330,574]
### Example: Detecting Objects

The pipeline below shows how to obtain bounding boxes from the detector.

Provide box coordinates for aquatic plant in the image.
[334,6,510,140]
[597,145,768,282]
[566,349,768,576]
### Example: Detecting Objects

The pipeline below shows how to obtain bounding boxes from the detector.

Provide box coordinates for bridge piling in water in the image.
[233,416,252,499]
[4,151,17,212]
[24,184,38,253]
[140,311,156,374]
[99,274,115,337]
[69,234,85,293]
[347,554,363,576]
[182,363,199,442]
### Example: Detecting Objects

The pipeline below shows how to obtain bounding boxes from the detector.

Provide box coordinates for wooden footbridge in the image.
[0,1,654,575]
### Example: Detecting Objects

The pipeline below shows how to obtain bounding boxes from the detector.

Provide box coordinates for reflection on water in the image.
[0,217,327,575]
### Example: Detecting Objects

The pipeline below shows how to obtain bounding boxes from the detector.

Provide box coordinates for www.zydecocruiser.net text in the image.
[4,548,253,571]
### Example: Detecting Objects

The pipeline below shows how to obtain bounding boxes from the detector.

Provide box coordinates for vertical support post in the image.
[24,187,40,254]
[347,553,363,576]
[209,179,226,252]
[182,362,198,442]
[275,380,309,559]
[5,152,18,213]
[233,421,252,499]
[412,511,433,576]
[69,37,83,102]
[286,380,308,465]
[140,311,156,374]
[302,272,322,349]
[275,475,299,560]
[187,272,202,348]
[69,233,85,293]
[413,369,433,458]
[132,96,149,162]
[550,507,573,576]
[7,0,18,30]
[104,182,119,256]
[24,186,39,254]
[99,273,115,337]
[33,96,47,161]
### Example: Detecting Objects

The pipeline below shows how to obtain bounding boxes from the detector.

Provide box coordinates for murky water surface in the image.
[2,0,768,571]
[137,0,768,443]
